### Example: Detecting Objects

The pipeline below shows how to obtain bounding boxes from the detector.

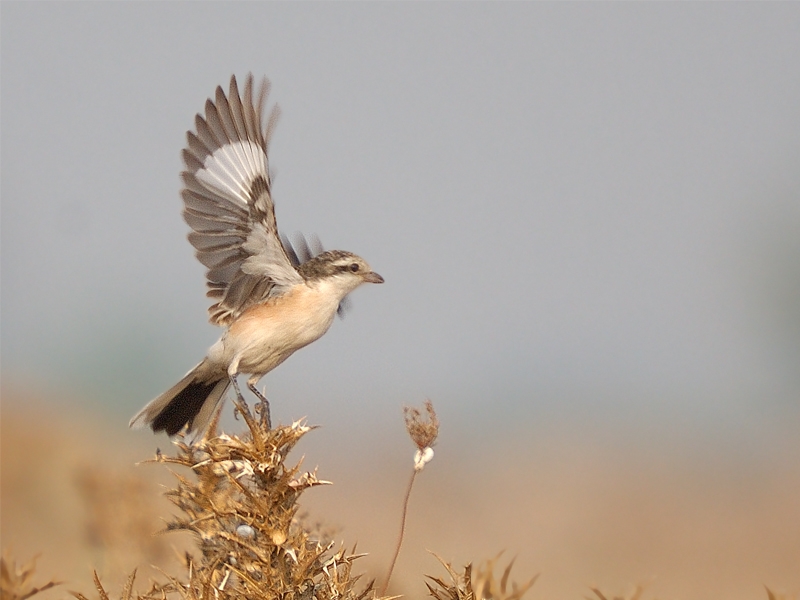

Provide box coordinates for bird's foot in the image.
[248,382,272,430]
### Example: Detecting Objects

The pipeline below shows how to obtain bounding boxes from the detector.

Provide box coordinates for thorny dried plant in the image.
[18,391,749,600]
[71,397,376,600]
[0,552,60,600]
[61,396,534,600]
[142,397,374,600]
[72,570,137,600]
[425,553,537,600]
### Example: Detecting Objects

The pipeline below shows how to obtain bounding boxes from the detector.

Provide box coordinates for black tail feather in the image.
[151,379,223,436]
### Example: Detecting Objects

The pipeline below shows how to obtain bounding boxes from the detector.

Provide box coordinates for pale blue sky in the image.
[3,2,800,443]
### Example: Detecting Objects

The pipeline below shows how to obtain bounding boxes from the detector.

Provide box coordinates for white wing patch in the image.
[181,75,301,326]
[196,140,267,206]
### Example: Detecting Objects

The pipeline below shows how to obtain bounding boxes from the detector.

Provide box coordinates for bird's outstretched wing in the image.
[181,74,303,326]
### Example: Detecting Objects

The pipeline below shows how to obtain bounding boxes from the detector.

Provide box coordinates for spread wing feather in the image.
[181,74,302,326]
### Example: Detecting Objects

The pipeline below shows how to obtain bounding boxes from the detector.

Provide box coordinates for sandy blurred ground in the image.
[2,387,799,600]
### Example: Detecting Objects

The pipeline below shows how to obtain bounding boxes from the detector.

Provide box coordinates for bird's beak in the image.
[363,271,384,284]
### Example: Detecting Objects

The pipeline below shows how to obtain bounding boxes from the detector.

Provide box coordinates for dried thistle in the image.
[71,570,137,600]
[426,553,537,600]
[134,398,376,600]
[0,552,60,600]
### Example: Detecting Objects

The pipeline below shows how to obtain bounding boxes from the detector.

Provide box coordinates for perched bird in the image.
[130,74,383,438]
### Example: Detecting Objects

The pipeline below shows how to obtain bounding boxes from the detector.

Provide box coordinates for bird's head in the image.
[298,250,384,295]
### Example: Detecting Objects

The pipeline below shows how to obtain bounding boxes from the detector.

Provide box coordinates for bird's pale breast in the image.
[217,281,341,375]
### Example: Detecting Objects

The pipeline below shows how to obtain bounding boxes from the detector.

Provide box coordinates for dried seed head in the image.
[403,400,439,470]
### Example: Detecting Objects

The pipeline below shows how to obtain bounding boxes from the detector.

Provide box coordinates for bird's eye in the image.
[349,263,360,272]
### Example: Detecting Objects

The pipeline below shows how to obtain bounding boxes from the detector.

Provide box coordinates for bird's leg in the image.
[228,367,249,422]
[229,373,245,401]
[228,370,262,434]
[247,376,271,430]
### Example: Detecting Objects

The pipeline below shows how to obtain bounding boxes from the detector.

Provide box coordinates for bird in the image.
[130,74,383,438]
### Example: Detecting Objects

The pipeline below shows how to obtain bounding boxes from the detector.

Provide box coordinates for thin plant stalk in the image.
[381,469,419,596]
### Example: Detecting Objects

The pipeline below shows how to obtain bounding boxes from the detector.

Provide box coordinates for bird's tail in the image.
[129,362,229,438]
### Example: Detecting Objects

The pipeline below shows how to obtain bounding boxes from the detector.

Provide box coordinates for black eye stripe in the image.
[338,263,360,272]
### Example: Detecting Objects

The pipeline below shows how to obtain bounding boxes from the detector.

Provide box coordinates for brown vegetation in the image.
[1,387,799,600]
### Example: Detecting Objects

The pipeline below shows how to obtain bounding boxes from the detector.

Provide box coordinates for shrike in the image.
[130,75,383,437]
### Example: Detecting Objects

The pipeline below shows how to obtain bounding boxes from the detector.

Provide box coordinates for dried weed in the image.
[22,393,769,600]
[0,552,60,600]
[425,552,537,600]
[136,398,376,600]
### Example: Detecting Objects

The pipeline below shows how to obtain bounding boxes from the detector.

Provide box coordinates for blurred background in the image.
[2,3,799,599]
